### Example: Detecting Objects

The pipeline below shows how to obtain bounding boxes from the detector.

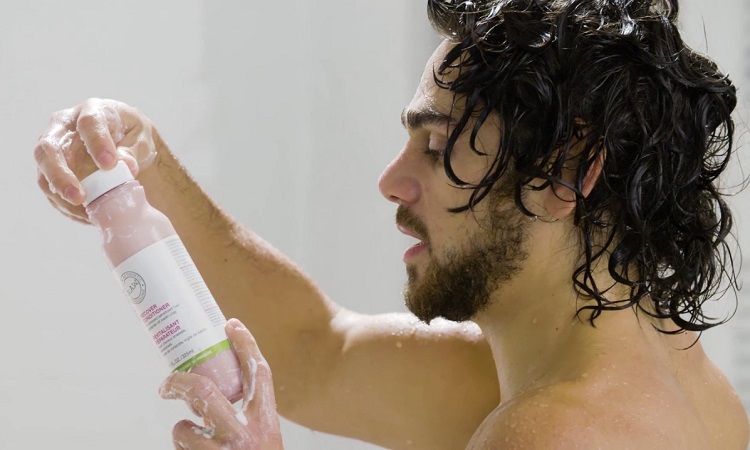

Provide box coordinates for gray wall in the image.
[0,1,745,449]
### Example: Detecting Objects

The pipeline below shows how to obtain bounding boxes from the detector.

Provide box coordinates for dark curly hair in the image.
[426,0,739,332]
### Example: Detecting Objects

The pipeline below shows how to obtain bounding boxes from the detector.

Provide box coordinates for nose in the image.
[378,149,421,206]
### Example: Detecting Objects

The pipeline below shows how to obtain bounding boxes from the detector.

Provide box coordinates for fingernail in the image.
[227,318,245,330]
[158,381,169,397]
[98,151,115,168]
[158,375,177,398]
[64,186,81,203]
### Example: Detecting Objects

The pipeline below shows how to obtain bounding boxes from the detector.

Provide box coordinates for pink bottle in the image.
[82,161,242,403]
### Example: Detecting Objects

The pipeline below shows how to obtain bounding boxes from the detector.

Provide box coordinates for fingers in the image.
[159,372,248,439]
[226,319,265,404]
[163,324,282,450]
[34,130,85,205]
[35,98,158,219]
[172,419,224,450]
[77,101,120,169]
[35,100,103,206]
[108,102,157,168]
[225,319,279,423]
[77,101,156,176]
[37,168,89,221]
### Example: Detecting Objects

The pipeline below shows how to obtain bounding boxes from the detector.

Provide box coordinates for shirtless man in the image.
[35,0,749,448]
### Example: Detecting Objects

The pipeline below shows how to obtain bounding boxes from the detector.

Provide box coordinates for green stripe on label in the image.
[173,340,232,373]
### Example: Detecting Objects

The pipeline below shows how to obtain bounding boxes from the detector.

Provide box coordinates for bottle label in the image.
[113,235,229,372]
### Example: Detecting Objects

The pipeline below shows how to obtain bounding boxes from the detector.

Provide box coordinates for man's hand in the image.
[160,319,284,450]
[34,98,160,222]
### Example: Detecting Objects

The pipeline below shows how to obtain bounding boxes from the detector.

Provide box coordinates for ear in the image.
[542,149,605,220]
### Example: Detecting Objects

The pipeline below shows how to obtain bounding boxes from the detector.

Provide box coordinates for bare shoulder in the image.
[466,380,714,450]
[685,350,750,448]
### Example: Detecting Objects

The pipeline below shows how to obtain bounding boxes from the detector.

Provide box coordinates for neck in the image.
[472,263,580,399]
[471,224,675,401]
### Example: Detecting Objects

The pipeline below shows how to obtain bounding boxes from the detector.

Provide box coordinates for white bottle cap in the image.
[81,160,135,206]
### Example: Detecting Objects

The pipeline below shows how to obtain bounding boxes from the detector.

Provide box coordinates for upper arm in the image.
[287,310,500,450]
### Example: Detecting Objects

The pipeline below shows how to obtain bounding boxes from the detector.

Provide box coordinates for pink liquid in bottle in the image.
[82,162,242,403]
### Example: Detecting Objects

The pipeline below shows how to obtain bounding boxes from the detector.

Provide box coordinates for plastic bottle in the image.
[82,161,242,403]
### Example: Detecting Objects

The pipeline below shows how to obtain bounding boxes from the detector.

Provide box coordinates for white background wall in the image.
[0,1,746,449]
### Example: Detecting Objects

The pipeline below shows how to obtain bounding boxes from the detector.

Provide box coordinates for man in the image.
[35,0,749,448]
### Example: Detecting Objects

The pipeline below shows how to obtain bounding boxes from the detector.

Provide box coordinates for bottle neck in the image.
[86,181,147,228]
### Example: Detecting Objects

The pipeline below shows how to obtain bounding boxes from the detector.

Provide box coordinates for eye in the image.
[424,147,446,166]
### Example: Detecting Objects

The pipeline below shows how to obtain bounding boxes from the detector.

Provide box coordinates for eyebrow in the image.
[401,108,455,131]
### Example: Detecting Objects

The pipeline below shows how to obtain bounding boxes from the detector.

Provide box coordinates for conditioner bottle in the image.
[82,161,242,402]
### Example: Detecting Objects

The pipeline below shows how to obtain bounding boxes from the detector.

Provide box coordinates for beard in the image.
[400,193,530,323]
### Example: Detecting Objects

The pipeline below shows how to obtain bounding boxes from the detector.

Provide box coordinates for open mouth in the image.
[398,225,429,262]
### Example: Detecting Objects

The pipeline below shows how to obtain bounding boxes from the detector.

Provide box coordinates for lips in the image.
[395,207,431,263]
[397,224,425,243]
[398,224,429,263]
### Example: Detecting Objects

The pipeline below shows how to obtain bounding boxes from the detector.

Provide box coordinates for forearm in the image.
[138,135,343,415]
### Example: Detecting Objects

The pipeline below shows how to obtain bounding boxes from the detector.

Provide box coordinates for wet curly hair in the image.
[427,0,739,332]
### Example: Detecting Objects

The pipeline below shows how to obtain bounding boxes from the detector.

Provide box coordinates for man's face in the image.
[379,41,530,323]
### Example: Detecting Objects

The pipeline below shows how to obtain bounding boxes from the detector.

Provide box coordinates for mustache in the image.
[396,206,430,243]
